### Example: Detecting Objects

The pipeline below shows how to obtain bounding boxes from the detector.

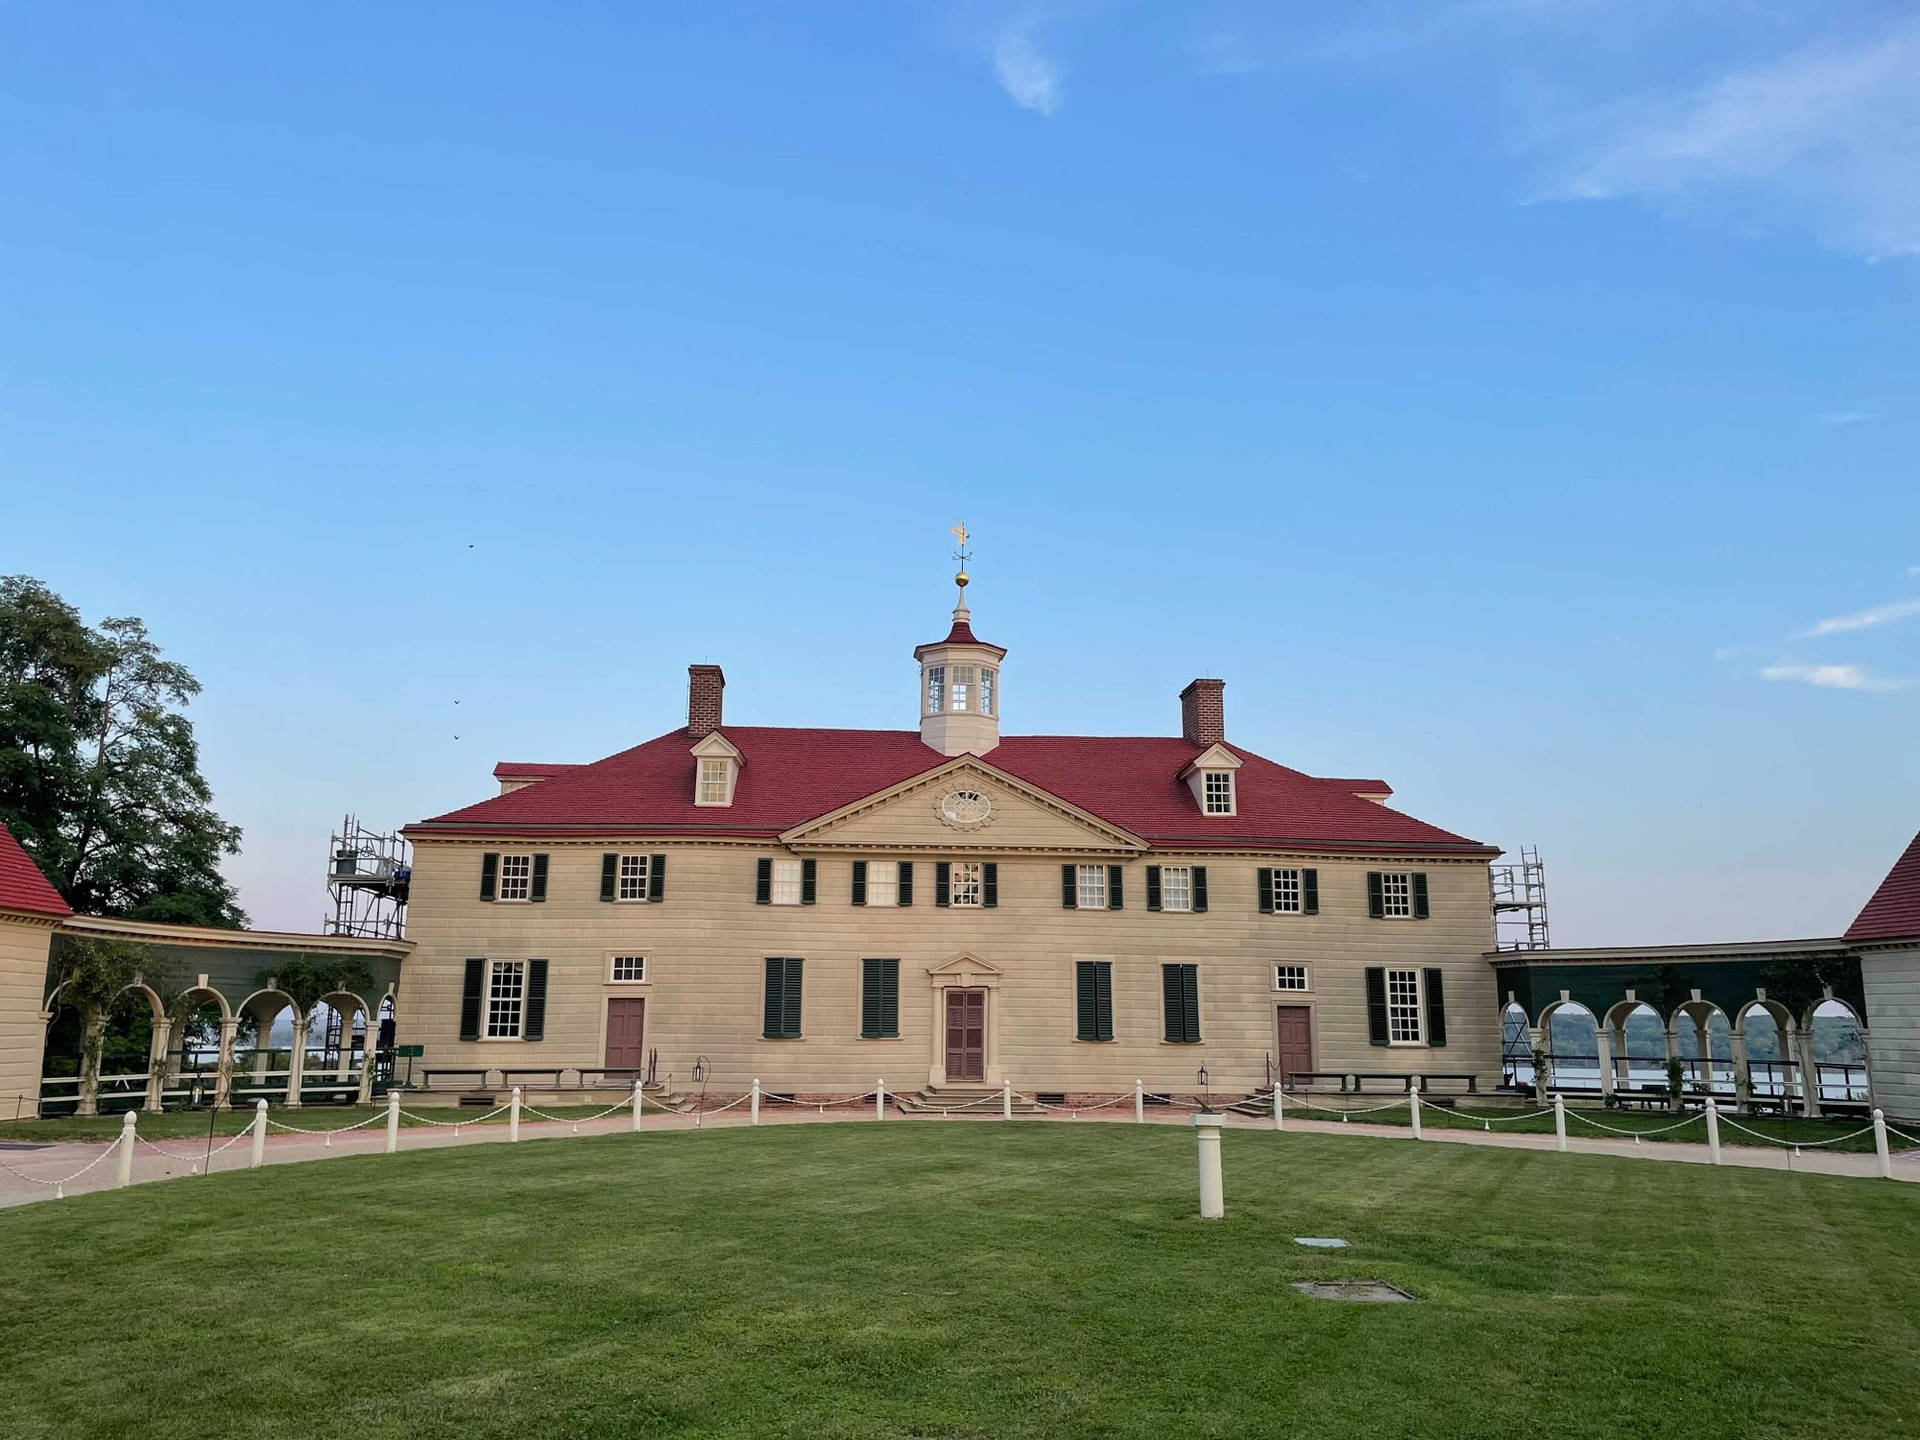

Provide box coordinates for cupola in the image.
[913,531,1006,756]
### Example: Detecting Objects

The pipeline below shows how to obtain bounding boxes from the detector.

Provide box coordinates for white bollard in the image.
[252,1099,269,1169]
[751,1078,761,1126]
[1410,1085,1423,1141]
[876,1079,886,1122]
[509,1086,522,1143]
[1553,1093,1567,1153]
[1873,1108,1892,1180]
[1193,1113,1224,1219]
[1706,1098,1722,1165]
[1002,1079,1012,1121]
[1135,1078,1145,1124]
[117,1110,137,1188]
[386,1090,401,1153]
[1273,1084,1284,1132]
[632,1080,645,1133]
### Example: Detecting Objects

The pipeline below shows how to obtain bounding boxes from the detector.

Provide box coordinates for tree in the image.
[0,576,246,927]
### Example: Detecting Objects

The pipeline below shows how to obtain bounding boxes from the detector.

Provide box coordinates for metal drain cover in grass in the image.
[1292,1280,1416,1303]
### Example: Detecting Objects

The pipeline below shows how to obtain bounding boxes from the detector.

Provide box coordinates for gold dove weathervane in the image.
[951,520,971,588]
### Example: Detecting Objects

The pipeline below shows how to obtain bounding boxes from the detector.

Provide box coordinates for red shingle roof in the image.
[492,762,583,779]
[1845,830,1920,943]
[0,822,71,917]
[416,728,1489,853]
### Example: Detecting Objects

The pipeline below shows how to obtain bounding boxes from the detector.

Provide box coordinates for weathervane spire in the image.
[950,519,971,589]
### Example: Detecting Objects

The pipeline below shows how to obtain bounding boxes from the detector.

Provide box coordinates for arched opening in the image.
[304,995,368,1105]
[1499,1002,1532,1088]
[1737,1000,1796,1108]
[1534,1000,1602,1096]
[1809,998,1869,1104]
[168,988,229,1108]
[1601,1000,1668,1100]
[39,983,162,1116]
[234,991,300,1107]
[374,994,398,1093]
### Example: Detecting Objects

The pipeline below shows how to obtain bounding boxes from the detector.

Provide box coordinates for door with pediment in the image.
[945,990,986,1082]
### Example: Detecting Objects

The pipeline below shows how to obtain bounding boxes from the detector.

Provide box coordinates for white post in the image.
[1553,1092,1567,1153]
[1193,1113,1224,1220]
[1273,1084,1284,1132]
[1134,1078,1144,1124]
[117,1110,136,1188]
[1002,1079,1012,1121]
[876,1079,886,1122]
[1873,1108,1892,1180]
[1705,1098,1722,1165]
[632,1079,645,1133]
[509,1086,522,1143]
[386,1090,401,1153]
[251,1099,269,1169]
[1409,1085,1423,1141]
[751,1078,761,1126]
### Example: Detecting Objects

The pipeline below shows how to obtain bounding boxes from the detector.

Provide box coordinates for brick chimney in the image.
[687,664,725,738]
[1179,678,1225,747]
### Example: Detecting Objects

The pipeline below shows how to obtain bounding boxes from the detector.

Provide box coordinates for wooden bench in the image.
[574,1068,645,1088]
[500,1068,571,1090]
[1287,1072,1481,1096]
[422,1068,491,1092]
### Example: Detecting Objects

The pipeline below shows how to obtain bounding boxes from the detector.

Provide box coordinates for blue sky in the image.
[3,1,1915,941]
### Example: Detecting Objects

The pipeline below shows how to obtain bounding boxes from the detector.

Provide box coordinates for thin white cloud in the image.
[993,15,1064,115]
[1797,597,1920,637]
[1819,411,1868,425]
[1549,17,1920,258]
[1761,664,1910,692]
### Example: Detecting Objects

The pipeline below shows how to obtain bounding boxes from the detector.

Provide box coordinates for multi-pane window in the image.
[925,665,946,715]
[1160,865,1193,913]
[950,664,974,712]
[1075,961,1114,1041]
[610,955,647,983]
[950,861,984,907]
[1162,963,1201,1044]
[497,854,533,902]
[486,961,526,1037]
[1386,967,1423,1043]
[1075,865,1108,909]
[1203,771,1234,814]
[980,668,995,716]
[771,859,804,906]
[697,758,731,805]
[1275,964,1310,992]
[618,854,651,901]
[1379,872,1413,919]
[866,860,898,907]
[1273,868,1302,913]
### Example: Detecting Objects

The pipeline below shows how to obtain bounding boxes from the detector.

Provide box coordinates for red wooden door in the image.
[605,998,647,1072]
[1275,1005,1313,1088]
[945,990,985,1082]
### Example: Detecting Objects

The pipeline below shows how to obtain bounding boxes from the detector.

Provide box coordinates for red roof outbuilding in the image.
[0,822,71,918]
[1845,830,1920,944]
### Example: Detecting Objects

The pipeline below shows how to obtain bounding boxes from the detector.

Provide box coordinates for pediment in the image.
[928,951,1003,977]
[782,757,1144,854]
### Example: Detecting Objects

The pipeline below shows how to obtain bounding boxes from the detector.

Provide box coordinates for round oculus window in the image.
[939,789,992,826]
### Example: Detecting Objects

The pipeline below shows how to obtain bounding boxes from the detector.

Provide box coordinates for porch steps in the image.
[896,1085,1044,1116]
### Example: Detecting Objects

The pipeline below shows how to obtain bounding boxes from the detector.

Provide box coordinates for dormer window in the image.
[698,758,730,805]
[690,732,742,806]
[1181,744,1242,817]
[1203,771,1234,815]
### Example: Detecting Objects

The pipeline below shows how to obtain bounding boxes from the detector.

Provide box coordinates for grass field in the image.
[2,1125,1916,1439]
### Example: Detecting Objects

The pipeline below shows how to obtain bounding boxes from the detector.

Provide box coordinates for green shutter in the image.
[523,959,548,1040]
[1365,967,1389,1046]
[782,959,804,1037]
[1146,865,1162,912]
[983,862,998,907]
[763,958,784,1037]
[1095,962,1113,1040]
[480,853,498,902]
[755,858,772,904]
[1181,965,1200,1042]
[1076,961,1099,1040]
[862,958,884,1037]
[1424,968,1447,1046]
[529,853,548,902]
[649,855,667,902]
[1413,872,1430,919]
[935,862,950,907]
[600,854,617,902]
[1062,864,1078,909]
[801,858,817,905]
[459,959,484,1040]
[852,860,868,906]
[897,862,913,906]
[1192,866,1208,913]
[1303,868,1319,915]
[1108,865,1123,910]
[1257,867,1273,914]
[1367,872,1384,919]
[881,959,899,1038]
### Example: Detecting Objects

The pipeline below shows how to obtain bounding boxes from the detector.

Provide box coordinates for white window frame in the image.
[950,664,974,713]
[484,960,526,1039]
[609,955,648,984]
[1386,967,1424,1045]
[925,664,946,715]
[1202,770,1235,816]
[496,854,533,903]
[1075,864,1107,909]
[1273,867,1302,914]
[696,757,733,806]
[1274,964,1310,992]
[1160,865,1194,913]
[1380,871,1414,920]
[979,667,995,716]
[949,861,984,907]
[617,853,651,902]
[771,858,804,906]
[866,860,898,908]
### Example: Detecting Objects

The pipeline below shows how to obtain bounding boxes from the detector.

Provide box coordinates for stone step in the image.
[896,1087,1045,1115]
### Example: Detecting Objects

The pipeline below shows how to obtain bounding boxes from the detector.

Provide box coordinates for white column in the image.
[1692,1018,1713,1097]
[214,1018,239,1110]
[1553,1092,1567,1152]
[1528,1026,1553,1097]
[252,1099,269,1169]
[1193,1114,1224,1219]
[876,1079,886,1122]
[632,1079,645,1132]
[751,1078,761,1125]
[355,1013,377,1105]
[1410,1086,1423,1141]
[1593,1027,1616,1101]
[1661,1027,1679,1109]
[1794,1026,1824,1118]
[116,1111,136,1188]
[1135,1078,1145,1124]
[1001,1079,1012,1121]
[508,1086,523,1141]
[285,1018,309,1110]
[1873,1109,1892,1180]
[386,1090,402,1152]
[1272,1084,1284,1132]
[1705,1098,1722,1165]
[1730,1031,1753,1115]
[143,1017,174,1116]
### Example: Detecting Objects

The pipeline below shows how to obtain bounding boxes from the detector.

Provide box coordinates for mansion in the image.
[394,575,1504,1100]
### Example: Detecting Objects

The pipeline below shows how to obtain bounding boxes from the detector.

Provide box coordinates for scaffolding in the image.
[325,814,411,940]
[1490,845,1549,952]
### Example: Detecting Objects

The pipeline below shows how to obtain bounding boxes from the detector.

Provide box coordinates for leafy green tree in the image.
[0,576,245,927]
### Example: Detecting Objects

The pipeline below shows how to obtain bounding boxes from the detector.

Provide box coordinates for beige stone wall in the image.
[0,912,54,1115]
[398,836,1501,1096]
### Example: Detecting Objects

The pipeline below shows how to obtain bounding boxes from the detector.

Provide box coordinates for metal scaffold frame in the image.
[325,814,410,940]
[1490,845,1549,952]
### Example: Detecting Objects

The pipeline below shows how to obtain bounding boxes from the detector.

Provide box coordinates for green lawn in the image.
[2,1127,1917,1438]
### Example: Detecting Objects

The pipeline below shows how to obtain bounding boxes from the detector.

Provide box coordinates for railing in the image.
[1503,1052,1870,1105]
